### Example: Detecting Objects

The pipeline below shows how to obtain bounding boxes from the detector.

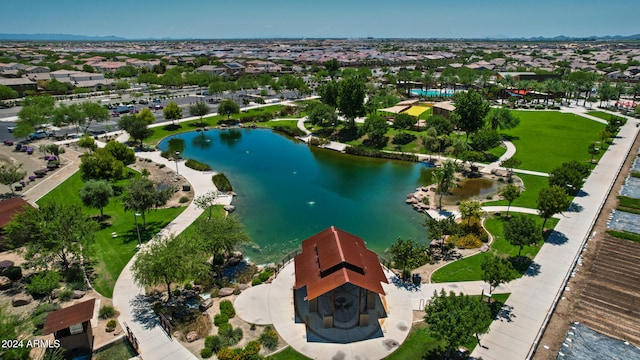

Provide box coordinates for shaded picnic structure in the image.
[293,226,390,342]
[42,298,96,359]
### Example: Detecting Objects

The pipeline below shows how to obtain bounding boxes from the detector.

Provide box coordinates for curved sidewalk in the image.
[112,151,231,360]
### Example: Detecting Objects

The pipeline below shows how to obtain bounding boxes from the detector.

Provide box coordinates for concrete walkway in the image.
[112,151,231,360]
[480,140,516,174]
[22,146,83,205]
[471,115,639,359]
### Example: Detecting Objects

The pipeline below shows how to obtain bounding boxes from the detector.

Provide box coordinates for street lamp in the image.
[174,151,180,176]
[134,213,142,246]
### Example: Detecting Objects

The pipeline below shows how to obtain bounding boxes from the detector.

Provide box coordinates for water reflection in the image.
[167,138,185,154]
[446,177,498,204]
[191,133,213,149]
[219,129,242,147]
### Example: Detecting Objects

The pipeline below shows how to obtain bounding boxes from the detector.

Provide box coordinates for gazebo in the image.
[294,226,388,329]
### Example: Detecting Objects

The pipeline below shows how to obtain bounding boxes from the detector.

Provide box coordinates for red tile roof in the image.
[42,298,95,335]
[294,226,388,300]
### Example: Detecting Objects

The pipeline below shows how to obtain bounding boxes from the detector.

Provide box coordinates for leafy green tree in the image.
[0,84,18,100]
[208,81,225,99]
[537,186,570,231]
[422,127,440,159]
[453,90,490,141]
[458,200,483,226]
[115,80,130,90]
[481,255,517,296]
[424,289,491,356]
[503,215,541,257]
[118,114,151,147]
[192,215,250,261]
[485,107,520,131]
[45,78,72,93]
[15,95,56,138]
[548,160,590,196]
[79,180,114,218]
[103,140,135,165]
[79,148,127,181]
[216,99,238,120]
[77,135,97,153]
[79,101,109,133]
[131,234,208,300]
[122,177,173,229]
[388,238,427,277]
[323,58,341,79]
[337,76,366,126]
[51,103,85,132]
[136,108,156,125]
[429,115,453,136]
[433,160,458,209]
[4,203,97,271]
[318,81,339,108]
[393,113,414,133]
[0,164,26,195]
[162,101,182,125]
[194,190,219,220]
[500,184,521,216]
[472,127,501,153]
[360,115,388,148]
[306,102,337,128]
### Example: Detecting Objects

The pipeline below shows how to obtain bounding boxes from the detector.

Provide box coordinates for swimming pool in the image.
[410,89,457,97]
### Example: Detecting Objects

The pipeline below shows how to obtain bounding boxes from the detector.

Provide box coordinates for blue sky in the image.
[2,0,638,39]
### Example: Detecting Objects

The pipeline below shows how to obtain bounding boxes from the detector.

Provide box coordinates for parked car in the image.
[138,99,149,105]
[153,98,161,104]
[28,130,54,140]
[149,104,163,110]
[65,133,83,139]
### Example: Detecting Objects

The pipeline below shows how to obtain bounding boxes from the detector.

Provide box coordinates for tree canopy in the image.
[217,99,238,120]
[118,114,152,147]
[537,185,570,230]
[453,90,490,140]
[548,160,590,196]
[337,76,366,125]
[0,164,26,194]
[500,184,521,216]
[503,215,542,257]
[481,255,517,295]
[79,180,114,218]
[424,289,491,355]
[122,177,173,229]
[388,238,427,276]
[162,101,183,125]
[485,107,520,131]
[192,214,250,261]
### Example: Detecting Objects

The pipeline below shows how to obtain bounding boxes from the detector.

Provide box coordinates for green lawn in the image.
[484,173,549,209]
[260,120,300,129]
[486,145,507,160]
[499,111,605,173]
[586,111,616,122]
[431,214,559,283]
[266,347,311,360]
[37,171,187,298]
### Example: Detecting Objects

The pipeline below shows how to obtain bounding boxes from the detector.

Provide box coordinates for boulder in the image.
[72,290,86,299]
[199,298,214,312]
[0,276,11,290]
[51,288,61,299]
[218,288,234,297]
[237,284,249,291]
[186,331,200,342]
[12,294,32,307]
[224,205,236,212]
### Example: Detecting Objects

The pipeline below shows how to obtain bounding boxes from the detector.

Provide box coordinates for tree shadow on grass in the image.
[332,127,359,142]
[509,256,541,277]
[162,123,182,131]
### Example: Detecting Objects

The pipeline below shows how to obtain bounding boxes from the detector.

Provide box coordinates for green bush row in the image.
[606,229,640,243]
[185,159,212,171]
[272,125,306,137]
[345,146,418,162]
[212,173,233,192]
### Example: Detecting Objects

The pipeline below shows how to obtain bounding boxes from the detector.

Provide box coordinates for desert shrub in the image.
[26,271,61,298]
[251,278,263,286]
[200,348,213,358]
[258,269,273,283]
[212,173,233,192]
[106,319,117,332]
[99,305,116,319]
[214,313,229,326]
[185,159,212,171]
[204,335,222,353]
[243,341,261,356]
[217,322,231,334]
[219,326,243,347]
[2,266,22,281]
[217,347,240,360]
[453,233,483,249]
[179,196,189,203]
[58,288,73,301]
[219,300,235,319]
[259,325,279,350]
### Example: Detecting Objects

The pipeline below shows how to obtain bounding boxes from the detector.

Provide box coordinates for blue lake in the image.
[159,129,432,263]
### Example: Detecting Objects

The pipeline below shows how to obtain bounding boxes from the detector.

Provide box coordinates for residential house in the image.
[0,77,37,96]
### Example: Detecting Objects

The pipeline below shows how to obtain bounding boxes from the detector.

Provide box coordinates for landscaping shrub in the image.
[345,146,418,161]
[258,268,273,283]
[219,326,243,347]
[219,300,236,319]
[26,271,61,298]
[259,325,279,350]
[243,341,261,356]
[58,288,73,301]
[217,322,231,334]
[99,305,116,319]
[272,125,305,137]
[179,196,189,203]
[200,348,213,358]
[204,335,222,353]
[214,313,228,326]
[251,278,263,286]
[185,159,212,171]
[308,137,329,146]
[453,233,483,249]
[212,173,233,192]
[391,133,417,145]
[2,265,22,281]
[106,319,117,332]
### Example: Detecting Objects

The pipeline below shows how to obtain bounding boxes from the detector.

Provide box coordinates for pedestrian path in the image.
[471,115,639,359]
[112,150,231,360]
[22,146,82,205]
[480,140,516,174]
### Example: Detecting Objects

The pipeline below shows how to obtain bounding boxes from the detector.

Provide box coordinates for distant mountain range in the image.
[0,33,639,41]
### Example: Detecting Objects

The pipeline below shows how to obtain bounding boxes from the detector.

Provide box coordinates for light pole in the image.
[134,213,142,246]
[174,151,180,176]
